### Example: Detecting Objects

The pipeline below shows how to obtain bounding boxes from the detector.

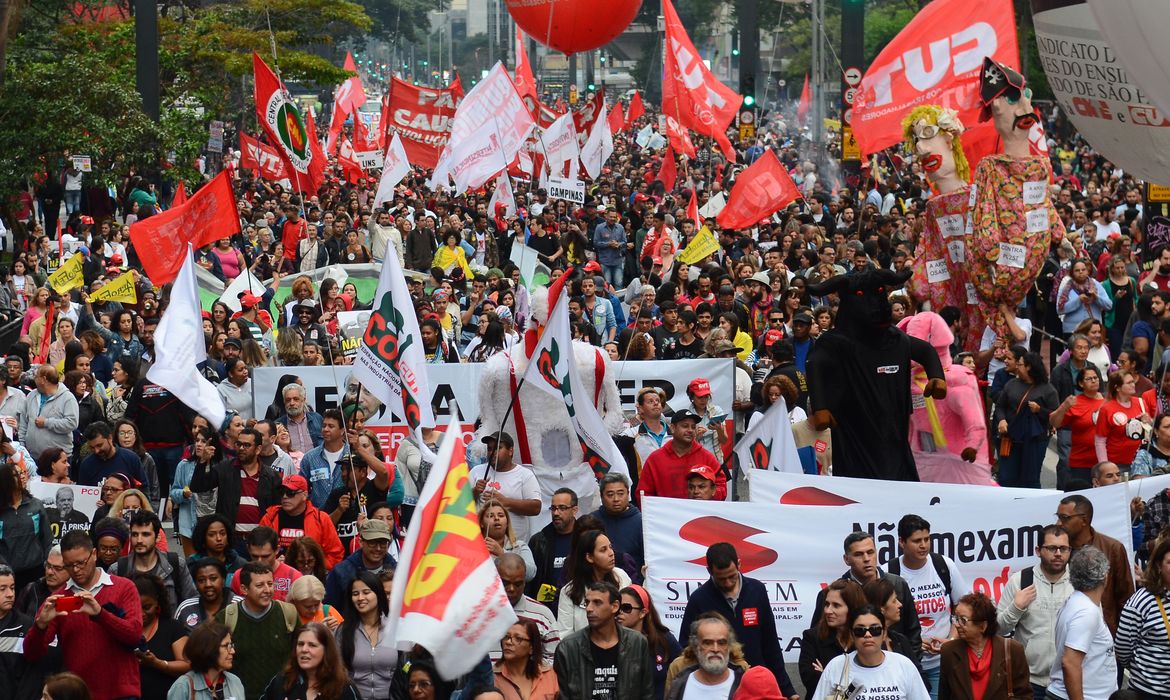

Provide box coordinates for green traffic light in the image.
[732,48,740,57]
[744,95,755,106]
[587,83,596,91]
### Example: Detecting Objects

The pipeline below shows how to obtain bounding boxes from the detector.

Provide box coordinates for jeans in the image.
[1032,683,1047,700]
[148,445,186,501]
[998,437,1046,488]
[924,665,940,700]
[1055,428,1071,489]
[64,190,81,214]
[602,263,624,289]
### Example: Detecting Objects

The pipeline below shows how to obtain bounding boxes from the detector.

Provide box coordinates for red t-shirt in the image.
[1095,398,1148,464]
[281,218,308,260]
[1062,394,1105,469]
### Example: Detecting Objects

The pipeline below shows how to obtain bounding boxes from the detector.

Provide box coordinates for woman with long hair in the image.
[995,352,1059,488]
[115,419,160,506]
[189,513,245,574]
[1116,537,1170,697]
[862,579,928,681]
[287,535,330,583]
[718,311,753,362]
[134,573,190,699]
[1051,364,1107,483]
[494,618,559,700]
[20,286,50,336]
[617,584,680,700]
[78,330,112,386]
[556,529,632,636]
[167,622,246,700]
[209,300,232,336]
[1131,413,1170,477]
[47,316,76,367]
[466,314,506,363]
[338,571,394,699]
[171,425,220,556]
[1095,370,1153,474]
[104,357,139,423]
[319,277,351,337]
[479,501,536,580]
[42,673,92,700]
[1103,255,1137,355]
[799,579,867,694]
[0,462,51,590]
[811,606,930,700]
[262,622,360,700]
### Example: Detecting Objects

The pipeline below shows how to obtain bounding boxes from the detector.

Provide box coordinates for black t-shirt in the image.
[275,510,307,550]
[140,618,189,700]
[528,231,560,260]
[664,335,704,360]
[590,639,620,700]
[323,481,390,550]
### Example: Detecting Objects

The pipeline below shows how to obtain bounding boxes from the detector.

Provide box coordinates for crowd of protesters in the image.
[1,92,1170,700]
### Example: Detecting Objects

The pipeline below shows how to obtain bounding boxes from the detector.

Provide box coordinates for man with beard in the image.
[666,614,745,699]
[528,488,579,607]
[996,525,1074,699]
[745,272,774,339]
[48,485,89,541]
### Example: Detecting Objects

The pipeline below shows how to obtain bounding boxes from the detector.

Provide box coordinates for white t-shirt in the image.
[1048,591,1117,700]
[813,651,930,700]
[1093,220,1121,242]
[684,671,737,700]
[468,463,541,541]
[896,555,970,670]
[981,318,1033,377]
[323,446,345,473]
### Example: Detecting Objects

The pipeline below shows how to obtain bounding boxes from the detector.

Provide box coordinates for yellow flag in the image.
[89,271,137,304]
[47,253,85,294]
[677,226,720,265]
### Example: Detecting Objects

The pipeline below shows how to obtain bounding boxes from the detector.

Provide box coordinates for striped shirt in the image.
[1116,587,1170,695]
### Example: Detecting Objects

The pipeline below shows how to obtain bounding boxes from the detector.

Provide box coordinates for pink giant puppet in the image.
[898,311,996,485]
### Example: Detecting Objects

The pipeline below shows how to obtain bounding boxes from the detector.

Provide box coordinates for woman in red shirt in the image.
[1051,365,1105,483]
[1095,371,1153,473]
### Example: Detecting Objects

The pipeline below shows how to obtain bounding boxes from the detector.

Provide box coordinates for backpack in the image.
[223,600,299,634]
[887,553,953,599]
[117,552,186,598]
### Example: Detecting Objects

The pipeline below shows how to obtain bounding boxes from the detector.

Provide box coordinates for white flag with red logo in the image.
[541,111,579,178]
[734,398,802,473]
[661,0,741,161]
[449,120,510,194]
[580,103,614,180]
[389,415,516,679]
[488,172,517,219]
[374,132,411,209]
[522,272,629,482]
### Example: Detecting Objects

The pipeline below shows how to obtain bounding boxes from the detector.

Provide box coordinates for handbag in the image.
[1000,389,1033,457]
[1003,638,1017,700]
[1155,594,1170,645]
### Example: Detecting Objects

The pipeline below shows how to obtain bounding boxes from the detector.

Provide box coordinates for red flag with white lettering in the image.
[129,171,239,284]
[253,52,325,194]
[716,151,801,230]
[338,139,365,185]
[385,76,464,170]
[661,0,742,161]
[626,90,645,127]
[851,0,1018,156]
[239,132,289,181]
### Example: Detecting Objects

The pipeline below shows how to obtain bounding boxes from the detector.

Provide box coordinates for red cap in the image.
[687,378,711,396]
[240,292,263,309]
[80,215,94,225]
[583,260,601,273]
[764,329,784,347]
[281,475,309,493]
[687,464,718,483]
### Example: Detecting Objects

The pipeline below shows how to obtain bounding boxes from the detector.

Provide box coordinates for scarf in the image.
[1057,274,1093,318]
[967,643,993,700]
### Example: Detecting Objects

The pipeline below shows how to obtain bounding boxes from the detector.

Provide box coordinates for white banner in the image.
[29,482,102,546]
[547,176,585,205]
[646,481,1131,649]
[450,120,510,194]
[541,112,580,176]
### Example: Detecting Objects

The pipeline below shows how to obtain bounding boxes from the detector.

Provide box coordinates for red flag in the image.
[687,189,699,224]
[716,150,801,230]
[514,28,540,118]
[573,88,605,148]
[656,146,678,191]
[608,102,625,133]
[626,90,645,127]
[129,171,239,284]
[852,0,1018,156]
[303,108,328,193]
[338,139,365,185]
[172,181,187,207]
[353,113,380,155]
[796,73,810,127]
[253,51,325,194]
[239,132,289,181]
[384,76,464,170]
[662,0,742,161]
[663,114,697,159]
[338,52,368,113]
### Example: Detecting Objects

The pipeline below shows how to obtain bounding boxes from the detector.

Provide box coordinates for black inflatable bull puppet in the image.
[806,268,946,481]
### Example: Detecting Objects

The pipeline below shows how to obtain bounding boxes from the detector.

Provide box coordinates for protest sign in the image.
[29,482,101,546]
[89,271,137,304]
[547,176,585,205]
[47,252,85,294]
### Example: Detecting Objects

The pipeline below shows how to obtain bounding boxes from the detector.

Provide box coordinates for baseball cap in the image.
[281,475,308,493]
[748,271,771,286]
[687,464,718,483]
[481,432,515,448]
[359,520,393,541]
[583,260,602,273]
[671,409,702,425]
[710,340,738,355]
[239,292,263,310]
[764,329,784,347]
[224,338,243,349]
[793,312,814,325]
[687,378,711,397]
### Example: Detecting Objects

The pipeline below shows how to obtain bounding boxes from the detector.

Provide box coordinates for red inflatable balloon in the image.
[506,0,643,55]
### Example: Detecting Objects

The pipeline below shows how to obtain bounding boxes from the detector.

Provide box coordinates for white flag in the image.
[541,112,579,178]
[374,132,411,208]
[353,239,436,434]
[389,413,517,678]
[734,397,803,473]
[147,245,226,429]
[488,172,517,219]
[448,120,510,194]
[522,275,630,482]
[580,103,615,180]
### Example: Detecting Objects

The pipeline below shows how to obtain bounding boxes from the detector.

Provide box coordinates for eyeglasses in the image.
[62,551,94,572]
[1055,512,1085,523]
[502,634,531,644]
[1040,545,1071,554]
[951,614,972,626]
[851,624,884,638]
[549,505,574,512]
[97,544,122,555]
[45,561,66,573]
[769,317,784,323]
[619,603,643,614]
[408,681,434,689]
[220,641,236,650]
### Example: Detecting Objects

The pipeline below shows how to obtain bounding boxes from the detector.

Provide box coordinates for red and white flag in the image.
[374,132,411,208]
[253,51,325,194]
[384,76,464,170]
[389,417,516,679]
[661,0,742,161]
[338,138,365,185]
[580,103,615,180]
[733,397,802,473]
[239,132,289,181]
[129,171,239,283]
[514,28,540,118]
[626,90,645,127]
[663,114,697,159]
[488,172,517,219]
[450,120,510,194]
[328,52,368,153]
[541,111,579,178]
[573,88,605,149]
[852,0,1018,156]
[717,150,801,230]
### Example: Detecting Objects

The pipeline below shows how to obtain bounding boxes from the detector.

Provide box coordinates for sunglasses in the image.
[619,603,643,614]
[852,624,883,638]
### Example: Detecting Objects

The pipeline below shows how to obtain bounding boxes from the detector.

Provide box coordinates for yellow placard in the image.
[678,226,720,264]
[739,124,756,141]
[842,126,861,161]
[1147,183,1170,203]
[47,253,84,294]
[89,271,137,304]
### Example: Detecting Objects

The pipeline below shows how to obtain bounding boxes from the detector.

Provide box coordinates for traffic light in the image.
[587,82,596,91]
[741,72,756,108]
[731,32,739,57]
[744,95,755,107]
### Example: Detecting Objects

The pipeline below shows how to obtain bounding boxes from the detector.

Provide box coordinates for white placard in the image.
[1026,208,1050,233]
[937,214,965,238]
[926,258,950,283]
[966,282,978,305]
[947,240,965,264]
[356,151,383,170]
[72,155,92,172]
[999,242,1027,269]
[1023,181,1047,205]
[547,176,585,205]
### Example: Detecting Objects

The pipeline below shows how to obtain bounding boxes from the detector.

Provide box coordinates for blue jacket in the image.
[299,442,350,508]
[277,411,323,448]
[324,549,396,607]
[591,505,644,569]
[679,576,796,698]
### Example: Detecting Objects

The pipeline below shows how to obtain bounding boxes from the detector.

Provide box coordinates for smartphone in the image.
[55,595,83,613]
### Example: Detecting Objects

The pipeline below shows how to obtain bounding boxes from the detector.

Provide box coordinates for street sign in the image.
[569,84,579,105]
[843,107,854,125]
[843,66,862,86]
[739,124,756,141]
[1148,183,1170,203]
[739,110,755,125]
[842,127,860,161]
[844,88,858,106]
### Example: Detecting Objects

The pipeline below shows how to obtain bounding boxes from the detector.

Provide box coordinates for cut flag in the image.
[254,51,326,194]
[389,412,517,678]
[129,170,239,284]
[716,150,801,230]
[146,244,226,429]
[734,397,802,473]
[661,0,742,160]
